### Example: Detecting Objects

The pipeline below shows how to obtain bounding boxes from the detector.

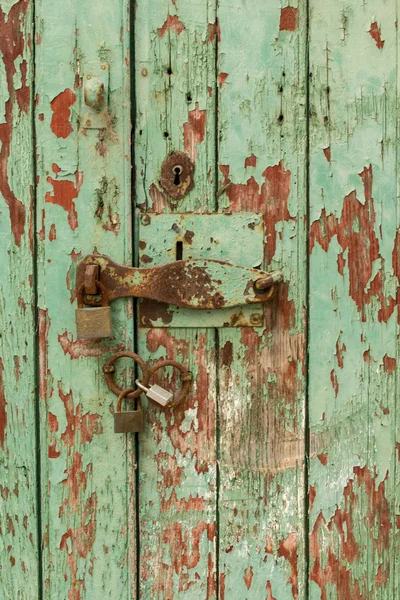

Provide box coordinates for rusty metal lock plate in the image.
[160,151,194,200]
[114,408,144,433]
[75,306,112,339]
[138,213,266,328]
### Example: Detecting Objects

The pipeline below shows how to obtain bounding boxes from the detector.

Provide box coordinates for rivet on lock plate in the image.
[135,379,173,407]
[114,388,144,433]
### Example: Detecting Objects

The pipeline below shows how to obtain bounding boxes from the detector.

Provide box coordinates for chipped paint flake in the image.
[183,103,206,161]
[45,171,83,230]
[369,21,384,49]
[157,14,185,38]
[279,7,298,32]
[50,88,76,138]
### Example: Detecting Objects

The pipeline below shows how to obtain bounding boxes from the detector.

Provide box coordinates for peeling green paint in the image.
[1,0,399,598]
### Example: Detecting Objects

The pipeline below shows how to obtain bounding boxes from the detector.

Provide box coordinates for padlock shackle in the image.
[116,387,142,412]
[135,379,149,393]
[147,360,192,408]
[103,351,150,400]
[77,281,109,309]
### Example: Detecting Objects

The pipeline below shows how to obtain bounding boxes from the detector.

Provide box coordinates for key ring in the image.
[103,351,150,400]
[147,359,192,407]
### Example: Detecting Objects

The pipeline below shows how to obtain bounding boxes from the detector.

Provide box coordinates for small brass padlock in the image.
[114,388,144,433]
[76,282,112,339]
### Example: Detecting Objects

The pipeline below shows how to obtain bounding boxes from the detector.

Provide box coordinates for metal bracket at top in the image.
[81,61,109,129]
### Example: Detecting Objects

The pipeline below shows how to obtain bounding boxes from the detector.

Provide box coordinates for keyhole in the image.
[176,240,183,261]
[173,165,182,185]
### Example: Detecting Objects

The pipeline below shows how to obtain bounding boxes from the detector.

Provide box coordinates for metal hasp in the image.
[75,253,283,310]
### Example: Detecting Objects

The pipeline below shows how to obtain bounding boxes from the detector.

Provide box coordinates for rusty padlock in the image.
[75,282,112,339]
[114,388,144,433]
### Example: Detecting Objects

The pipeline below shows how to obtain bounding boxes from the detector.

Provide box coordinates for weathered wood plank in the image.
[134,0,218,596]
[309,2,399,598]
[35,0,133,596]
[217,0,307,597]
[0,1,39,597]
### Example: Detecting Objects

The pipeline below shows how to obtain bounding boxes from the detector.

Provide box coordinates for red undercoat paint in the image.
[45,171,83,230]
[369,22,384,49]
[0,359,7,448]
[0,1,30,245]
[208,20,221,43]
[310,466,390,598]
[244,154,257,168]
[323,146,331,162]
[157,14,185,38]
[243,566,254,590]
[279,7,298,32]
[58,383,103,450]
[183,103,206,161]
[310,165,396,323]
[50,89,76,138]
[218,72,229,87]
[278,532,298,598]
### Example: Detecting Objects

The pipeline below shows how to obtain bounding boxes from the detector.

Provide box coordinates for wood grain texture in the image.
[134,0,218,597]
[308,1,399,598]
[217,1,307,598]
[0,1,39,597]
[34,0,133,597]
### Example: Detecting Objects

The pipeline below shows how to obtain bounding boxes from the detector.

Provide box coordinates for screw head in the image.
[250,314,262,325]
[141,213,151,225]
[141,68,148,77]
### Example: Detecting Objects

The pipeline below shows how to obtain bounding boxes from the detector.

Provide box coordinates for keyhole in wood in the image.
[173,165,182,186]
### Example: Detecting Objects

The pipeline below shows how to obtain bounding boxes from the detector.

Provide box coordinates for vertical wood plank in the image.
[217,1,307,598]
[134,0,218,596]
[0,1,39,596]
[35,0,133,597]
[309,2,399,598]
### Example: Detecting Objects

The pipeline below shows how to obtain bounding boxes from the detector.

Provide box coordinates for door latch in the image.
[75,253,283,338]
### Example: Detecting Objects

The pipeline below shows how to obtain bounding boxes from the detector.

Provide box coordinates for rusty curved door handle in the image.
[76,253,283,310]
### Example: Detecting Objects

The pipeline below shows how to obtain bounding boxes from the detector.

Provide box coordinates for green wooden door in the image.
[0,0,399,598]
